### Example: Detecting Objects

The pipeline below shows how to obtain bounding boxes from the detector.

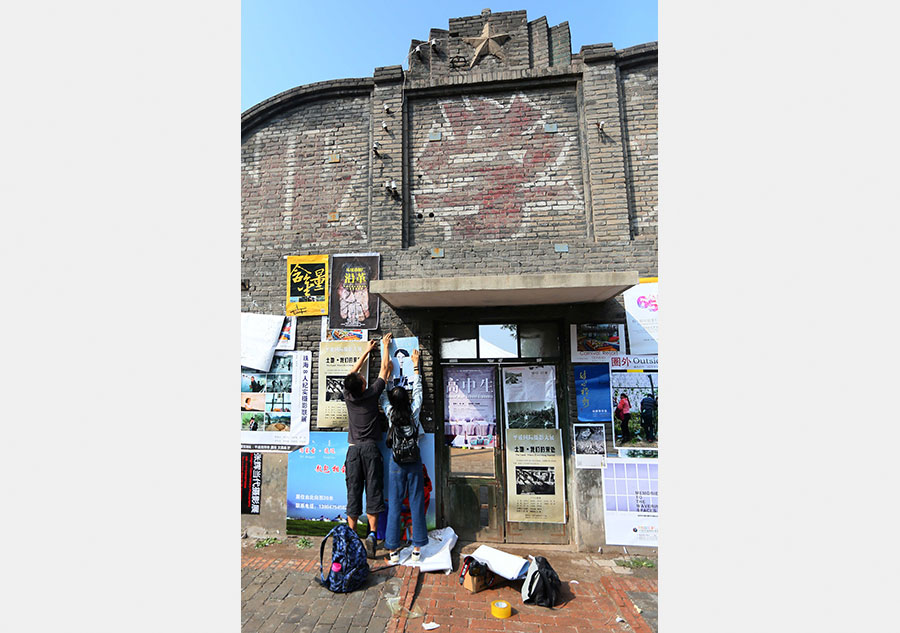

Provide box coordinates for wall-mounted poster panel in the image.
[610,355,658,451]
[317,340,370,428]
[574,363,612,421]
[241,351,311,452]
[241,452,262,514]
[275,317,296,351]
[602,458,658,547]
[506,428,566,523]
[388,336,419,390]
[570,324,625,361]
[502,366,558,429]
[623,281,658,355]
[573,424,607,469]
[286,255,329,317]
[443,365,496,449]
[328,253,380,330]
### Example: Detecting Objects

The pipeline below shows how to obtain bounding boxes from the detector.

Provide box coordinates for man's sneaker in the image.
[364,532,377,559]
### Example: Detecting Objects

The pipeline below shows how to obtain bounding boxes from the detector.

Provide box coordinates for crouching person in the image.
[380,344,427,564]
[343,333,392,559]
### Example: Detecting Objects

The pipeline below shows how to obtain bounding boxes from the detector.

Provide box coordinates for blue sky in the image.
[242,1,658,111]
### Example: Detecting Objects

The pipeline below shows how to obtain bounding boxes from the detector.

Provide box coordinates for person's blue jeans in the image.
[384,457,428,552]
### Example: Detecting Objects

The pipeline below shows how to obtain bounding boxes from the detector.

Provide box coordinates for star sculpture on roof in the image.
[463,22,513,68]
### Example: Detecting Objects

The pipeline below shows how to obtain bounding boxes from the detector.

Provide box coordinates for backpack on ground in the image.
[521,555,561,608]
[317,524,369,593]
[388,421,420,465]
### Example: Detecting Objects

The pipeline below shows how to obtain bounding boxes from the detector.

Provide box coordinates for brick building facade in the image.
[241,9,657,552]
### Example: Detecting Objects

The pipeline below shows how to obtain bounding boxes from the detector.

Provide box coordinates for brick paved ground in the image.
[241,539,657,633]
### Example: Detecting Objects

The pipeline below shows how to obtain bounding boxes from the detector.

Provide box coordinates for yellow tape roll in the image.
[491,600,511,619]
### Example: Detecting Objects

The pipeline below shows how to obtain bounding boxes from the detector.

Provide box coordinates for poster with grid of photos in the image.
[602,458,658,546]
[241,350,311,452]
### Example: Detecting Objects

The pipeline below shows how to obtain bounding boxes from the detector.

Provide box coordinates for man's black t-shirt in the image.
[344,377,386,443]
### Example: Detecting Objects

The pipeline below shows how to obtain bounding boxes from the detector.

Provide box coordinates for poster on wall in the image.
[574,363,612,421]
[241,350,312,452]
[570,324,625,361]
[610,355,658,451]
[574,424,607,469]
[602,457,658,547]
[328,253,380,330]
[241,452,262,515]
[321,316,367,342]
[623,281,658,355]
[317,340,370,428]
[502,366,558,429]
[240,312,286,372]
[275,317,296,351]
[286,255,329,317]
[286,431,437,532]
[443,365,497,449]
[506,428,566,523]
[387,336,419,390]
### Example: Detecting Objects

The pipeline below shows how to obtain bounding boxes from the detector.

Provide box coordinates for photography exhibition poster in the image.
[241,350,311,452]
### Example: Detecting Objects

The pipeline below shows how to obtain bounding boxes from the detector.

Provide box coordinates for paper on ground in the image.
[398,527,458,572]
[241,313,286,371]
[422,622,440,630]
[470,545,529,580]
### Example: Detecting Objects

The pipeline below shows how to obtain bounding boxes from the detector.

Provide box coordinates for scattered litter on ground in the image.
[422,622,440,630]
[634,605,643,613]
[295,537,313,549]
[616,616,627,623]
[384,594,424,619]
[569,580,579,584]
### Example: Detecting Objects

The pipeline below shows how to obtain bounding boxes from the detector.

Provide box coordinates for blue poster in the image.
[574,363,612,421]
[286,431,436,531]
[286,432,350,521]
[387,336,419,389]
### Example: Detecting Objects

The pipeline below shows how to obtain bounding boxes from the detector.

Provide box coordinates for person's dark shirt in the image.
[344,377,386,443]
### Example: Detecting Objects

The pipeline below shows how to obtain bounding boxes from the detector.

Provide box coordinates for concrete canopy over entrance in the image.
[371,271,639,309]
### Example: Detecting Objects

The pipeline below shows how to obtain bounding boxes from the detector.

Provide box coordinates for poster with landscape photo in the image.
[501,366,558,429]
[241,350,311,452]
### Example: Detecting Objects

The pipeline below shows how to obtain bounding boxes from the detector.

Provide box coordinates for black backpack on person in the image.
[387,420,420,465]
[521,556,561,608]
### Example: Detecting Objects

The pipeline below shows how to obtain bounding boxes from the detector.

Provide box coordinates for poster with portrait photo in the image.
[328,253,380,330]
[388,336,419,391]
[574,423,607,469]
[241,350,311,452]
[570,324,625,361]
[610,355,658,452]
[501,366,558,429]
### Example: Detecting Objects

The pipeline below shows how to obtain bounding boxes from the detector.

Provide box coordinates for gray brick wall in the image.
[622,64,658,239]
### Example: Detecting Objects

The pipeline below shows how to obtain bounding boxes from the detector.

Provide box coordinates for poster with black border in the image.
[241,452,262,515]
[286,255,329,317]
[328,253,380,330]
[241,350,312,452]
[610,355,658,452]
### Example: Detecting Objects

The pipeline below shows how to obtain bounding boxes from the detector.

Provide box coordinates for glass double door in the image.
[440,361,568,544]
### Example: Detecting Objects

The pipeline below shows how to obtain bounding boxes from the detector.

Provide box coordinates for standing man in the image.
[342,332,392,558]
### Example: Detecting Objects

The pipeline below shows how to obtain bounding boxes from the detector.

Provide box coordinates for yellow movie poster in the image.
[286,255,329,317]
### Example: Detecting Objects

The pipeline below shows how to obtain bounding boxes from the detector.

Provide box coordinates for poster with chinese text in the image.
[241,351,311,452]
[286,255,329,317]
[388,336,419,390]
[570,324,625,361]
[321,316,367,342]
[241,452,262,514]
[275,316,296,351]
[506,428,566,523]
[328,253,380,330]
[286,433,350,521]
[574,424,607,469]
[443,365,496,449]
[602,458,658,546]
[317,340,370,428]
[610,355,658,451]
[623,281,658,355]
[574,363,612,421]
[502,365,558,429]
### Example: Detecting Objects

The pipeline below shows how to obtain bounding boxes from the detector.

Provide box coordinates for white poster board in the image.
[623,281,658,355]
[602,457,658,547]
[241,350,311,452]
[240,312,286,371]
[501,365,558,429]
